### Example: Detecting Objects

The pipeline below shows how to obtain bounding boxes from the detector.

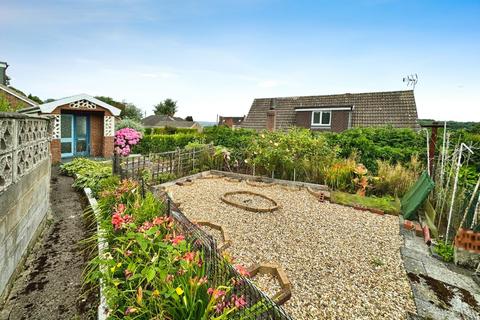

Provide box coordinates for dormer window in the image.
[312,111,331,126]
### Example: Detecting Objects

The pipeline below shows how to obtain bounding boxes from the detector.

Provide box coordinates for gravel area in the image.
[167,178,416,319]
[253,274,281,298]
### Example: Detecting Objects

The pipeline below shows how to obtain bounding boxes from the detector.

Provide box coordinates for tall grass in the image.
[373,156,422,197]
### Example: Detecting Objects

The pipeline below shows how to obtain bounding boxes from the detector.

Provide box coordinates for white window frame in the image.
[311,111,331,127]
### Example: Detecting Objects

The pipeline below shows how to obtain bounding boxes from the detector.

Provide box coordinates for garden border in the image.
[83,188,108,320]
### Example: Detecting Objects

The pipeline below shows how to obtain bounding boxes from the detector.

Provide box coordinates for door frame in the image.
[60,113,90,158]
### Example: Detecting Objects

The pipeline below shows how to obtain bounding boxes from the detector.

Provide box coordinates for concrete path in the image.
[401,219,480,319]
[0,167,96,320]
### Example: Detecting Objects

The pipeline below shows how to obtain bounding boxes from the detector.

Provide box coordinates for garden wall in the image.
[0,112,51,298]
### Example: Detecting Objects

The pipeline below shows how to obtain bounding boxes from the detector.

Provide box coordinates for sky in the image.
[1,0,479,122]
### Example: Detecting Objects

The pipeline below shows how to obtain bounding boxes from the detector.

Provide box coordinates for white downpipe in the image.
[424,129,431,176]
[470,186,480,229]
[445,143,474,242]
[458,176,480,231]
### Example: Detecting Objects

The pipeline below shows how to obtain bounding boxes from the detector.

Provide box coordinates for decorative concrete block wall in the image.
[0,113,51,297]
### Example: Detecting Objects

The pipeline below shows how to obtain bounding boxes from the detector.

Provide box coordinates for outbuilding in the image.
[20,94,121,162]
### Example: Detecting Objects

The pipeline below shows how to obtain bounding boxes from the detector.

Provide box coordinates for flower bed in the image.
[66,161,290,319]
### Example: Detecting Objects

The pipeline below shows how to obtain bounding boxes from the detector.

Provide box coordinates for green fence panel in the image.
[401,171,435,220]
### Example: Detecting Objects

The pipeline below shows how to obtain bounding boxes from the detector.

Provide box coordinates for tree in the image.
[120,103,143,121]
[95,96,126,110]
[154,98,177,116]
[185,116,193,122]
[0,95,12,112]
[27,94,43,104]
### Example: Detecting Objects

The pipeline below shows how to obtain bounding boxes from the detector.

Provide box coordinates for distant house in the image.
[241,90,419,132]
[20,94,121,162]
[0,61,38,110]
[141,115,203,131]
[218,116,245,129]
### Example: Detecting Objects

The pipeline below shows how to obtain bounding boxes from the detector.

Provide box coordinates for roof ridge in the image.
[253,89,414,101]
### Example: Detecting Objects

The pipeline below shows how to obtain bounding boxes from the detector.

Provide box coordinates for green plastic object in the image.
[401,171,435,220]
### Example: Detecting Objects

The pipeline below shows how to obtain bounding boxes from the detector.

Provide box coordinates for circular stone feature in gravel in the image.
[221,190,279,212]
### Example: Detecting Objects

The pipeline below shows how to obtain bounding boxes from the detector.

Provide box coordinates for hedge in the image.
[133,133,200,153]
[144,127,198,135]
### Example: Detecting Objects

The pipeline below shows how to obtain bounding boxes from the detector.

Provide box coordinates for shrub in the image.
[115,118,144,133]
[133,133,200,154]
[247,129,338,182]
[115,128,142,156]
[433,240,454,262]
[203,126,257,160]
[326,127,425,173]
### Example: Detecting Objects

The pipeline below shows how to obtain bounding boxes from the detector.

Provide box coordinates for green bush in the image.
[144,127,198,135]
[133,133,200,153]
[326,127,425,173]
[203,126,257,160]
[115,118,144,133]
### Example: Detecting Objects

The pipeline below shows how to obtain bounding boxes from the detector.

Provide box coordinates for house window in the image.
[312,111,331,126]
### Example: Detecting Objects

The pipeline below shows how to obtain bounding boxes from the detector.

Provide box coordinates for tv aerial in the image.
[403,74,418,89]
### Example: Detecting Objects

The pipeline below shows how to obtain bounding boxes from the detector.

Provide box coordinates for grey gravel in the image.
[167,179,416,319]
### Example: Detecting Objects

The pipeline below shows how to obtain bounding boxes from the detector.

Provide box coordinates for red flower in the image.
[111,213,124,231]
[183,251,196,263]
[171,234,185,246]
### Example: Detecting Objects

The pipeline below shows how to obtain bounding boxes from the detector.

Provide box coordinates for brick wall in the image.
[295,110,351,132]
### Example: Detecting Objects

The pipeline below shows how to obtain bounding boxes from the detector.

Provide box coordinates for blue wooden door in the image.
[75,115,89,156]
[61,114,90,158]
[61,114,74,158]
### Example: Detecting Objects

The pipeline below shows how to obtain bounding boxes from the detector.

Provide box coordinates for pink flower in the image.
[207,287,214,295]
[165,274,174,282]
[232,294,246,308]
[234,264,250,277]
[115,128,142,156]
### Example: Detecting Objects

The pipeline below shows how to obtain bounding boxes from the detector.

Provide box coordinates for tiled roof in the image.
[141,115,197,128]
[241,90,418,130]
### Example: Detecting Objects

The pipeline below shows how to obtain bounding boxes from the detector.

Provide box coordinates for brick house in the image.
[0,61,39,110]
[19,94,121,163]
[218,116,245,128]
[241,90,419,132]
[0,84,38,111]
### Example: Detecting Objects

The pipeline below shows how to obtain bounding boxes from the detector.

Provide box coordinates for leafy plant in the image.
[84,179,250,319]
[433,240,454,262]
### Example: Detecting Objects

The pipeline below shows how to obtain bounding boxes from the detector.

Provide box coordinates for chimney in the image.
[0,61,8,86]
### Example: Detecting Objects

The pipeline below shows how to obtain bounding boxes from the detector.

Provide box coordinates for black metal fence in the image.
[162,194,293,320]
[113,144,220,183]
